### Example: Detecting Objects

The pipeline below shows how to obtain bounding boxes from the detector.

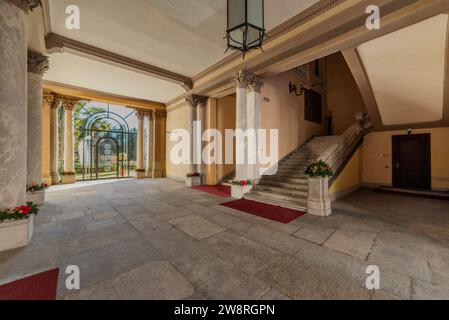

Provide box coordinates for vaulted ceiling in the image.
[43,0,320,103]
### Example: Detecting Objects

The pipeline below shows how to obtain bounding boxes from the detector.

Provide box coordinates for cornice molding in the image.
[6,0,42,14]
[28,51,49,75]
[45,33,193,90]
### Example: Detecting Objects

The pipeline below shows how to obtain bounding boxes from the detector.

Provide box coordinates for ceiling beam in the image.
[43,80,166,111]
[45,33,193,90]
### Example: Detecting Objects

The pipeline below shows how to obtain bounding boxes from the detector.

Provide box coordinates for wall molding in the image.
[45,33,193,90]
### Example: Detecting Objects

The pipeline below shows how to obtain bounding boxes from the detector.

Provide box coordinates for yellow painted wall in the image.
[326,52,367,135]
[216,95,236,181]
[329,146,363,198]
[165,103,190,179]
[260,70,325,162]
[362,128,449,190]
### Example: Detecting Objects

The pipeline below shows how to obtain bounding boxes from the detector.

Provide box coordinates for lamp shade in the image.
[227,0,265,54]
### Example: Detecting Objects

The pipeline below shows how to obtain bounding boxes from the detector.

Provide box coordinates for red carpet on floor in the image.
[193,185,231,198]
[221,199,305,224]
[0,269,59,300]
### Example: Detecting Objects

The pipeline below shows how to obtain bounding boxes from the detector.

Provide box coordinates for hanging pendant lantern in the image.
[226,0,266,55]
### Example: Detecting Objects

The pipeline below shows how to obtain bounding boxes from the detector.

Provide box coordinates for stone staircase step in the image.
[248,189,308,203]
[258,180,308,190]
[255,185,308,197]
[244,193,308,212]
[262,176,308,185]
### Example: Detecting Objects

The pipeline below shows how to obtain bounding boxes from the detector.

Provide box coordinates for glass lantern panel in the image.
[247,26,261,46]
[228,0,246,29]
[229,28,244,47]
[247,0,264,29]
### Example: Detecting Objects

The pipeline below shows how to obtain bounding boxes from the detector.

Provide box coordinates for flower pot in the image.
[0,215,33,252]
[61,174,76,184]
[186,176,201,187]
[307,176,332,216]
[135,171,146,179]
[26,190,45,206]
[231,185,253,199]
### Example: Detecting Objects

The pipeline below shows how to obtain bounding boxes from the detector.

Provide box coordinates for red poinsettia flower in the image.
[15,205,32,215]
[241,180,246,187]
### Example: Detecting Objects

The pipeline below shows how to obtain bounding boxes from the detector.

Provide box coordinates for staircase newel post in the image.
[307,176,332,216]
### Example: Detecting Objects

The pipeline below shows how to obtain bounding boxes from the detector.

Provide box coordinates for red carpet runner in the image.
[193,185,231,198]
[221,199,305,224]
[0,269,59,300]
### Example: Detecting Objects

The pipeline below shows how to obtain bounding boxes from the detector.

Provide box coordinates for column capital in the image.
[7,0,42,14]
[43,94,54,108]
[234,71,252,89]
[186,95,207,108]
[28,51,49,75]
[135,111,147,120]
[145,110,154,120]
[153,111,167,119]
[247,74,264,93]
[60,98,78,111]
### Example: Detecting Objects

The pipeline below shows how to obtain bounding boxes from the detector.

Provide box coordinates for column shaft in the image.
[146,112,154,177]
[196,101,205,175]
[152,111,166,178]
[27,52,49,184]
[50,102,59,184]
[188,104,196,174]
[136,111,145,170]
[234,72,249,181]
[63,105,75,173]
[42,95,53,185]
[0,1,27,209]
[246,76,263,182]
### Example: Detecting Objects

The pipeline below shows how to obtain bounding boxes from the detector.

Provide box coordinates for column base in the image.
[50,172,59,185]
[61,174,76,185]
[135,171,146,179]
[152,170,164,179]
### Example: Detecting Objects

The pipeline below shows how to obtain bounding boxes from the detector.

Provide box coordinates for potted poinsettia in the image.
[186,172,201,187]
[26,182,49,206]
[304,160,334,217]
[231,179,253,199]
[0,202,39,252]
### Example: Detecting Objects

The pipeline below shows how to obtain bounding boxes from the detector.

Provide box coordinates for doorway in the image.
[392,134,431,190]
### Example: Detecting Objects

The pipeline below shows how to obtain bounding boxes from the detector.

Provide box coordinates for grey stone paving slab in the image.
[65,261,194,300]
[176,254,270,300]
[257,256,371,300]
[412,279,449,300]
[368,243,432,282]
[324,222,378,260]
[51,211,85,222]
[169,215,226,240]
[206,231,282,275]
[293,223,338,245]
[259,287,292,300]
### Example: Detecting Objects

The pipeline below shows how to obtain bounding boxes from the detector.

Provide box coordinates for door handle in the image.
[395,163,400,169]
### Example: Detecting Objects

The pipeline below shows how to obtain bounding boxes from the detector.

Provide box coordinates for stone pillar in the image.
[135,111,146,178]
[234,71,250,181]
[61,99,78,182]
[185,95,197,174]
[0,0,41,209]
[42,94,54,185]
[196,100,206,176]
[247,74,263,182]
[50,99,60,184]
[145,111,154,178]
[27,52,49,185]
[152,111,167,178]
[205,98,218,186]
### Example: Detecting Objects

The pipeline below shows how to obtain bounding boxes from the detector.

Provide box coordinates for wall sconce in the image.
[289,82,306,96]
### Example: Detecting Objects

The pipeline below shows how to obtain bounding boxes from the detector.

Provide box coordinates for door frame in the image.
[392,133,431,190]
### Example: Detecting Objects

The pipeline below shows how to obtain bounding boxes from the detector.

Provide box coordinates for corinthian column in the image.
[50,98,60,184]
[152,111,167,178]
[27,52,49,185]
[135,111,146,178]
[234,71,250,181]
[185,95,197,174]
[247,74,264,182]
[0,0,41,209]
[61,99,78,183]
[145,111,154,178]
[42,94,54,185]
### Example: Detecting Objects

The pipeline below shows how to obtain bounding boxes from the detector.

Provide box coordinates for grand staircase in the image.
[243,136,339,211]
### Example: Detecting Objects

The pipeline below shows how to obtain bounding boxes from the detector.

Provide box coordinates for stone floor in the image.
[1,179,449,300]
